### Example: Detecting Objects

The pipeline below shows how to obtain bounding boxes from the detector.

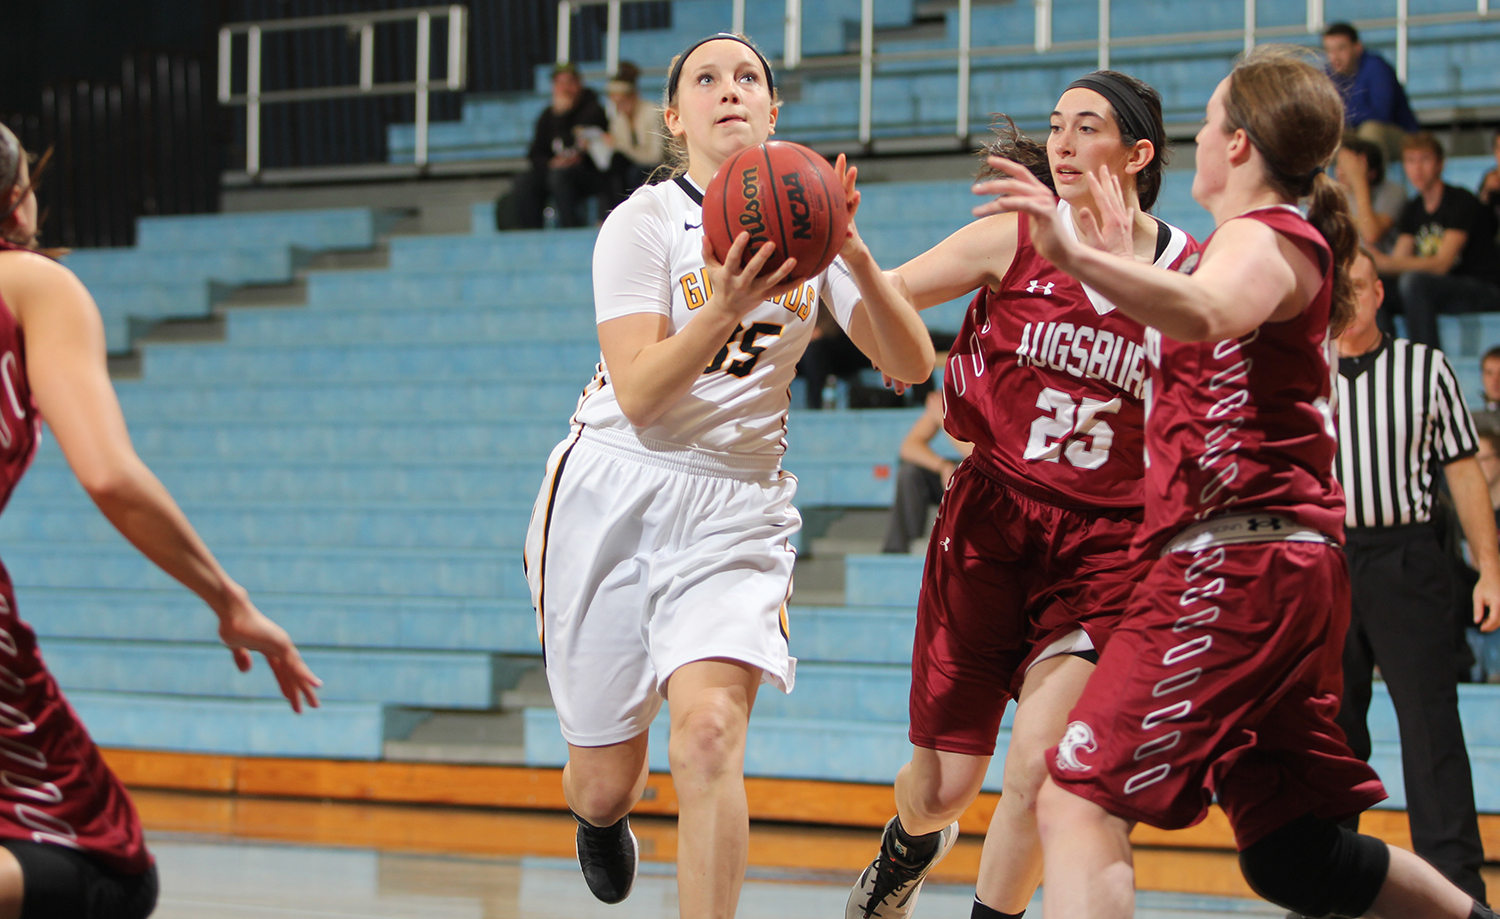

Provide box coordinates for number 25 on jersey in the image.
[1025,387,1120,469]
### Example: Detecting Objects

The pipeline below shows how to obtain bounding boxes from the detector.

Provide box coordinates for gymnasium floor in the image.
[136,791,1287,918]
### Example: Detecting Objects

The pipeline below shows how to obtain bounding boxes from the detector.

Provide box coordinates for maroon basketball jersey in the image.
[0,241,151,873]
[942,202,1194,508]
[1136,206,1344,555]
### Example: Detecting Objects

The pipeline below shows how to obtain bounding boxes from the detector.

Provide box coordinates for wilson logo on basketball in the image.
[738,166,769,247]
[781,172,814,241]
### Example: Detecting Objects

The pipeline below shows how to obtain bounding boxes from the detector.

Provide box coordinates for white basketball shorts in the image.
[524,425,800,747]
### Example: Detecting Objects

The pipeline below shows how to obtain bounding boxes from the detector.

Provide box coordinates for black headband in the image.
[666,33,775,103]
[1065,73,1163,156]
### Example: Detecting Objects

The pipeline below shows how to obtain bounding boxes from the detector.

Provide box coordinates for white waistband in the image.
[1161,513,1337,555]
[577,425,784,480]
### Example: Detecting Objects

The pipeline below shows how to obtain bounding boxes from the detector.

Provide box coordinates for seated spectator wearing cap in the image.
[512,63,609,228]
[1323,22,1420,165]
[1479,128,1500,231]
[602,62,664,214]
[1337,134,1406,253]
[1372,132,1500,347]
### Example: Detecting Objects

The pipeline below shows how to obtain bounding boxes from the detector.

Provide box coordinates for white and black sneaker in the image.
[574,812,638,904]
[846,817,960,919]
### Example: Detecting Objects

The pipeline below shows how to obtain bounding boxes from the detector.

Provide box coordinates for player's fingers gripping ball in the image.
[703,140,850,283]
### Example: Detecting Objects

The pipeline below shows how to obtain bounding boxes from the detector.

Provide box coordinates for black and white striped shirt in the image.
[1336,334,1479,528]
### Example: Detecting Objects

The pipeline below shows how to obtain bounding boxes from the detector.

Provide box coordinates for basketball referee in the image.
[1334,246,1500,903]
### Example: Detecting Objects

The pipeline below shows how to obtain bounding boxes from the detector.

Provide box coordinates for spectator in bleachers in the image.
[1372,132,1500,347]
[602,62,664,214]
[1480,128,1500,230]
[880,387,972,553]
[1336,134,1405,252]
[1482,345,1500,412]
[513,63,609,229]
[1323,21,1420,165]
[795,309,872,408]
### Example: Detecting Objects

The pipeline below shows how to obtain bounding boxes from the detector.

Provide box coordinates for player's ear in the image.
[1124,138,1154,176]
[663,104,685,140]
[767,104,778,135]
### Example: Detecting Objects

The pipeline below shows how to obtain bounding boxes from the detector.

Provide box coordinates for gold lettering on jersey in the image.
[678,268,812,321]
[770,282,815,320]
[680,270,714,310]
[1016,320,1147,399]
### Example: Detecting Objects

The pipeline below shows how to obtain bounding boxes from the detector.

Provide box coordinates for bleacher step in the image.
[383,710,528,765]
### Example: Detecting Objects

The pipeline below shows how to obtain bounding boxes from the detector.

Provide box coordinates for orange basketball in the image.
[702,141,850,282]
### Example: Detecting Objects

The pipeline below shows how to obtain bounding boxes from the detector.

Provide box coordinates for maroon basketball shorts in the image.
[908,455,1148,757]
[1047,533,1387,849]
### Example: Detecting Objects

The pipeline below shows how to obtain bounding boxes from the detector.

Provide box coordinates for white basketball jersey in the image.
[574,175,861,456]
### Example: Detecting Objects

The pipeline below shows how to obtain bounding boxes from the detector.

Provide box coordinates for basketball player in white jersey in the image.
[523,32,935,918]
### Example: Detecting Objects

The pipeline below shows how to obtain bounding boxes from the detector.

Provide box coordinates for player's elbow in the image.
[882,341,937,387]
[1159,313,1219,344]
[614,391,667,430]
[62,437,146,501]
[77,463,143,510]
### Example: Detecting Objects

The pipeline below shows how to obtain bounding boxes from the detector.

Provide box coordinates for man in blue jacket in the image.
[1324,21,1421,164]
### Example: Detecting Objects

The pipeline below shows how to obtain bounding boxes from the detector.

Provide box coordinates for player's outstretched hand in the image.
[217,598,323,713]
[1077,165,1136,260]
[835,153,868,261]
[702,232,800,317]
[971,156,1080,269]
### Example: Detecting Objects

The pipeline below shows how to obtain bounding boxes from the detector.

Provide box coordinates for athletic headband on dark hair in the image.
[1065,73,1163,156]
[666,33,775,103]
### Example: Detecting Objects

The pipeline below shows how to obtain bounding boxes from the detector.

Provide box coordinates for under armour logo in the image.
[940,537,951,552]
[1245,517,1283,532]
[1026,280,1056,295]
[1056,721,1097,772]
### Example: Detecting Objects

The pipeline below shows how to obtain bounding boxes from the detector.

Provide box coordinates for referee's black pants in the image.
[1337,523,1488,902]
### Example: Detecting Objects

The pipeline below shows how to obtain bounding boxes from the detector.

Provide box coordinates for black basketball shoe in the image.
[574,812,638,904]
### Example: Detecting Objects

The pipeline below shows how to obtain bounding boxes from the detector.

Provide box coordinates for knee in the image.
[1398,270,1438,303]
[668,696,748,782]
[897,759,982,824]
[567,767,640,826]
[998,728,1055,816]
[895,461,930,496]
[1238,814,1389,919]
[1035,776,1088,841]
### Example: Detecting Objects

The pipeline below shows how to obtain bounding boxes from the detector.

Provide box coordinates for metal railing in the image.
[218,6,468,178]
[557,0,1499,147]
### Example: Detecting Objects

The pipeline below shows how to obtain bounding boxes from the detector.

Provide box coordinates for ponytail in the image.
[1223,46,1353,335]
[1306,171,1358,336]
